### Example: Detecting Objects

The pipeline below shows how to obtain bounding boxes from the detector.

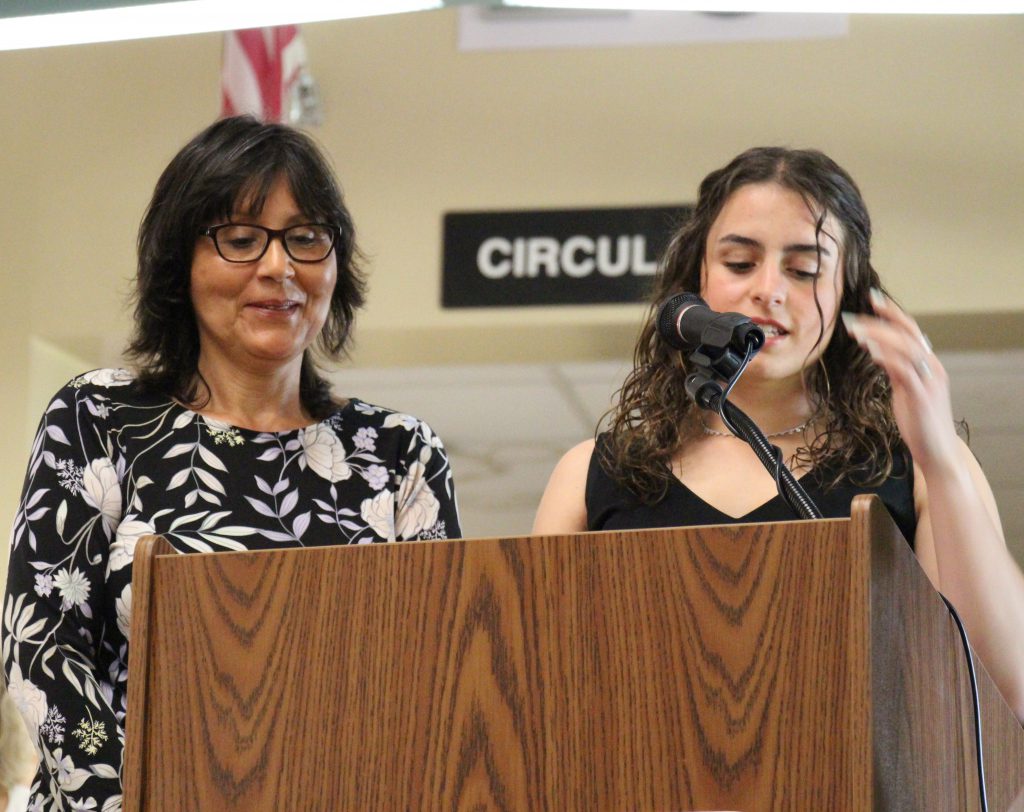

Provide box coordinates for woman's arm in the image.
[3,383,125,807]
[393,417,462,540]
[845,292,1024,722]
[912,443,1024,722]
[531,439,595,535]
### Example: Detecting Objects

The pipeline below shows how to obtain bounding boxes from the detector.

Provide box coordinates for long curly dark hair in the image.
[127,115,366,418]
[603,146,904,503]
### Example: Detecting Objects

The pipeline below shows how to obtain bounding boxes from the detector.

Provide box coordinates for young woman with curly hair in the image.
[533,146,1024,723]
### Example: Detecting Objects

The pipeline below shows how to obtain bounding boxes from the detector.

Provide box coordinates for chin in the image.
[744,357,803,382]
[244,343,307,365]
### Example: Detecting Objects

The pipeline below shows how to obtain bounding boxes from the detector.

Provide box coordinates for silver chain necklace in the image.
[700,417,812,440]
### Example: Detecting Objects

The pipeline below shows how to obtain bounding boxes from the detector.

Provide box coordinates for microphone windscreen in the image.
[656,292,705,350]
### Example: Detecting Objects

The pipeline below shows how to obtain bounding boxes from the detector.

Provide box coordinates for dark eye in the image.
[724,261,754,272]
[216,225,262,248]
[791,268,821,280]
[287,226,331,246]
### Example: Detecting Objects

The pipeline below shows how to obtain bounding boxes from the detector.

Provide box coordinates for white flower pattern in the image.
[7,662,48,746]
[34,574,54,597]
[73,368,134,388]
[352,427,377,451]
[395,461,442,540]
[115,585,132,640]
[81,459,121,536]
[360,490,396,540]
[108,520,156,574]
[363,464,389,491]
[300,424,353,482]
[3,369,460,810]
[53,569,91,612]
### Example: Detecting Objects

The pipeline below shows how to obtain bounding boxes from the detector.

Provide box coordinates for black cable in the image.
[939,594,988,812]
[719,400,822,520]
[719,344,805,518]
[715,342,753,437]
[695,340,822,520]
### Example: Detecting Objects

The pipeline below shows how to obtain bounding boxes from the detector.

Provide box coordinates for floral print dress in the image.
[3,368,461,811]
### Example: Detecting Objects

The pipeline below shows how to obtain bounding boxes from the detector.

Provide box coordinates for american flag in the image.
[221,26,320,125]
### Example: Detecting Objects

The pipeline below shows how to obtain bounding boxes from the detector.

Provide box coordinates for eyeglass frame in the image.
[198,222,338,263]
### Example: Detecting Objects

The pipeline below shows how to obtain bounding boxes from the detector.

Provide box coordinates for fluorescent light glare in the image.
[0,0,443,52]
[501,0,1022,11]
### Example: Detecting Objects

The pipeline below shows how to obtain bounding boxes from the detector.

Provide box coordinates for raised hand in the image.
[841,288,959,474]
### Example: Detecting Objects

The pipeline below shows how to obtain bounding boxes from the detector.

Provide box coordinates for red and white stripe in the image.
[221,25,309,123]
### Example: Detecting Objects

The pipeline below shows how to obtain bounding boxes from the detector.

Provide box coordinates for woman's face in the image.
[190,176,337,378]
[700,182,844,385]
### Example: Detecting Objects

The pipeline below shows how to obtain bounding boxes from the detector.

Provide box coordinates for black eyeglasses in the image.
[199,223,337,263]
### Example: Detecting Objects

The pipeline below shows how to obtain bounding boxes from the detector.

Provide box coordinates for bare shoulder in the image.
[560,438,598,470]
[531,438,597,535]
[552,438,598,492]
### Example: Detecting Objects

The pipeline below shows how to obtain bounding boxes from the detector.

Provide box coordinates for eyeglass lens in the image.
[214,224,334,262]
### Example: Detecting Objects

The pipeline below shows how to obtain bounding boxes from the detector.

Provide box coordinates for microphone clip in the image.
[684,368,724,411]
[688,340,748,382]
[689,311,763,380]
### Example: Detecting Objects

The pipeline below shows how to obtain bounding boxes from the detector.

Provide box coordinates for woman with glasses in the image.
[3,115,461,808]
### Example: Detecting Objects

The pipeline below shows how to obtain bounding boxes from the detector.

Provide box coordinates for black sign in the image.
[442,205,691,308]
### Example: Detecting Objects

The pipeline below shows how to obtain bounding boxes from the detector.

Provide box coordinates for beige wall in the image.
[1,10,1023,587]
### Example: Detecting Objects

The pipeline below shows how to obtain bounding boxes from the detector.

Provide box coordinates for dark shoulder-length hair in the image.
[603,146,903,503]
[127,114,366,418]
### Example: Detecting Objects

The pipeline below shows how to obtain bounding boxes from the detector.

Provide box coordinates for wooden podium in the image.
[123,496,1024,811]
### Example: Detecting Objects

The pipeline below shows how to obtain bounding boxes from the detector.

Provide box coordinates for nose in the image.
[258,235,295,282]
[750,263,786,308]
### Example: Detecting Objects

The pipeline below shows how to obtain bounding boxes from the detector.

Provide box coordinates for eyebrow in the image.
[718,233,832,257]
[229,211,314,227]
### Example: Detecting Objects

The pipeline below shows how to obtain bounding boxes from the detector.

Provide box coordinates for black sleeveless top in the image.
[586,434,917,548]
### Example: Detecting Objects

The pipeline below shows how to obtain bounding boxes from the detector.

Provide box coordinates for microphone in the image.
[656,292,765,354]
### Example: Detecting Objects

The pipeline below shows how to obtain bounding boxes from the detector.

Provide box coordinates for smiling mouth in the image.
[759,324,788,338]
[250,302,299,311]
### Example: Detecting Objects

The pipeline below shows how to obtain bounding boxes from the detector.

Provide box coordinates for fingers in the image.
[843,289,961,469]
[841,289,944,389]
[867,287,933,355]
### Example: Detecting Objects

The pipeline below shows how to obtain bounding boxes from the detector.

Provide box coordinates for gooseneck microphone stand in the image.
[657,292,822,519]
[685,367,822,520]
[667,299,823,521]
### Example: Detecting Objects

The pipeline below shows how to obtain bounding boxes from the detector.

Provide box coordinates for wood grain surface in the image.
[123,534,173,811]
[123,499,1024,811]
[861,495,1024,812]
